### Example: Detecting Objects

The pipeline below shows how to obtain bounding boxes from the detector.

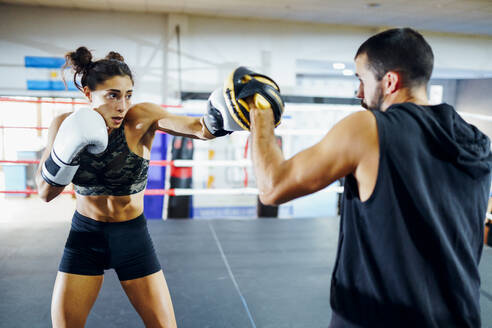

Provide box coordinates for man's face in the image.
[355,53,384,112]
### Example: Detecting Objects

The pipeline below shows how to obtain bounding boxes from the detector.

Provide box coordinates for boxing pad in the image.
[223,66,284,131]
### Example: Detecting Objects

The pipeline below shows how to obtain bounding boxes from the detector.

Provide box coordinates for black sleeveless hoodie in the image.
[331,103,492,328]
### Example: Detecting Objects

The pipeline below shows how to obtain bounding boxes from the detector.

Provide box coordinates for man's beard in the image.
[361,88,384,112]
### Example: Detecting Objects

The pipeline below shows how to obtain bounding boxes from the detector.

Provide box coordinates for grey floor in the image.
[1,217,491,328]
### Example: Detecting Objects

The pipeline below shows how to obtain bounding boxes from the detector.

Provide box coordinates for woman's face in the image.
[85,75,133,130]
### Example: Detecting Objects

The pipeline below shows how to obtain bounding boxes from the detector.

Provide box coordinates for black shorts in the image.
[59,211,161,281]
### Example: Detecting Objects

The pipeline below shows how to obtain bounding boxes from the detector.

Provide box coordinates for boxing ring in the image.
[1,97,492,327]
[0,96,349,219]
[1,213,492,327]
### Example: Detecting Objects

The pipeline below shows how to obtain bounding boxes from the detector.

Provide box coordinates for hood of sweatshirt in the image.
[388,102,492,179]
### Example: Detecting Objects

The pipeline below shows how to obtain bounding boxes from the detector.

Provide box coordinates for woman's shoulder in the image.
[128,102,161,115]
[125,102,162,124]
[127,102,171,127]
[47,111,73,133]
[123,103,160,143]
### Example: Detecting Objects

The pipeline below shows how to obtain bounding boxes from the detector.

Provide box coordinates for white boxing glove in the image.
[203,88,242,136]
[41,107,108,186]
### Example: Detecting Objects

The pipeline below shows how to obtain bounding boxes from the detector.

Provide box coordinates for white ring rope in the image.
[173,159,252,167]
[459,112,492,122]
[172,185,344,196]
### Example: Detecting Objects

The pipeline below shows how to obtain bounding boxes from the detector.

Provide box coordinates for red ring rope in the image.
[0,126,47,130]
[0,189,176,196]
[0,159,174,166]
[0,97,183,109]
[0,97,87,105]
[0,125,166,134]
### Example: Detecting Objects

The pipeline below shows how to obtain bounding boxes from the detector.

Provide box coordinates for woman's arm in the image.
[35,113,70,202]
[129,102,214,140]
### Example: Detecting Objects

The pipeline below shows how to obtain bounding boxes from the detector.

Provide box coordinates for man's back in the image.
[331,103,492,328]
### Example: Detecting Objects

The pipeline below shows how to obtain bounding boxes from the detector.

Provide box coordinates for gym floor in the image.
[1,196,491,328]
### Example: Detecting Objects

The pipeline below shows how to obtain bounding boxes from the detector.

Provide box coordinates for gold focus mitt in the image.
[223,66,284,131]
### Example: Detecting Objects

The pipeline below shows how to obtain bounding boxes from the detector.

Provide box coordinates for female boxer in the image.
[36,47,217,328]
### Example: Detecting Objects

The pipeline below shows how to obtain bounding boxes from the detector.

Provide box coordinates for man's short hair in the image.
[355,28,434,88]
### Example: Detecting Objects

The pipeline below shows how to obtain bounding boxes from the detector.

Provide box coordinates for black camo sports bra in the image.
[72,124,149,196]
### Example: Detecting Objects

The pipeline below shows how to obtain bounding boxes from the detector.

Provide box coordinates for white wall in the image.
[0,4,166,102]
[2,4,492,217]
[455,79,492,137]
[2,4,492,103]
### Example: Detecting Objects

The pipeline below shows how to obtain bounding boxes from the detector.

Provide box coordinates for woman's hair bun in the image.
[105,51,125,62]
[65,46,93,73]
[61,47,132,92]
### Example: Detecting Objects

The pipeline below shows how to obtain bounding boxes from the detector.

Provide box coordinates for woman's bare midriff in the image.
[73,114,153,222]
[75,190,145,222]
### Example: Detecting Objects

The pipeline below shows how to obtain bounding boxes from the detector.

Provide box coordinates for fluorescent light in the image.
[332,62,345,70]
[342,69,354,76]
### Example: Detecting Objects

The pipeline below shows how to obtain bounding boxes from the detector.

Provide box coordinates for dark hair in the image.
[62,47,134,92]
[355,28,434,88]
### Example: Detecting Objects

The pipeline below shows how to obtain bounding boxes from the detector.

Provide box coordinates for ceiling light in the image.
[342,69,354,76]
[332,62,345,70]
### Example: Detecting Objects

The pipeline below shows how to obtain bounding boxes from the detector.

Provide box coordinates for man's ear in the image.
[83,86,91,102]
[382,71,401,95]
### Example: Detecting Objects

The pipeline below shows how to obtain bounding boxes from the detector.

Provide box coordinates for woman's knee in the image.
[51,272,103,328]
[51,305,86,328]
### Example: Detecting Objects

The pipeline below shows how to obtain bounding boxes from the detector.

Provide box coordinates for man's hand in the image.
[249,98,275,133]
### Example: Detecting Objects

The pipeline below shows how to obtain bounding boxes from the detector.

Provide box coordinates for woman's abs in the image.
[75,191,145,222]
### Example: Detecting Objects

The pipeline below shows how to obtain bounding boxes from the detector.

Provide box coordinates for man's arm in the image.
[129,102,214,140]
[250,105,378,205]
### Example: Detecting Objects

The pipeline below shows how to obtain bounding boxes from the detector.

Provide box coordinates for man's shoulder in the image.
[345,110,376,126]
[386,102,455,114]
[338,110,379,148]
